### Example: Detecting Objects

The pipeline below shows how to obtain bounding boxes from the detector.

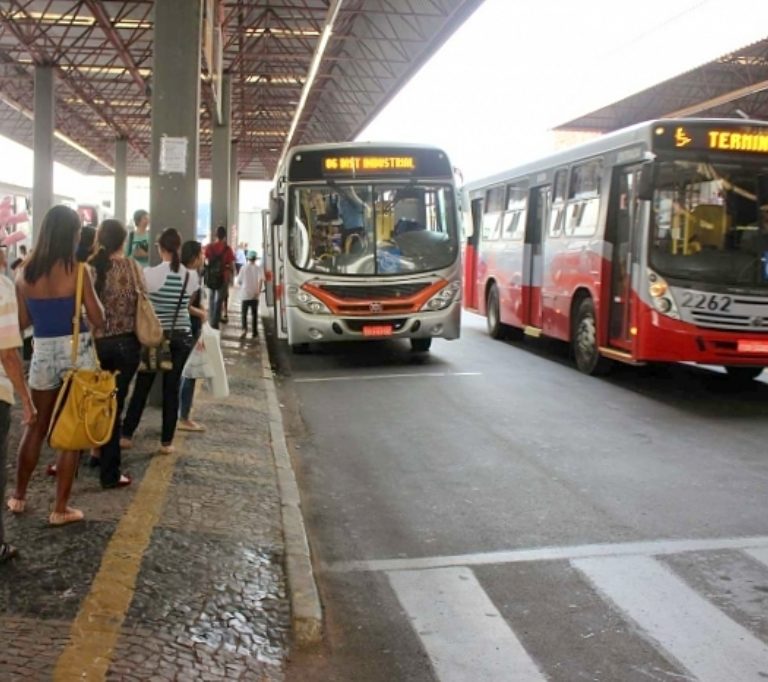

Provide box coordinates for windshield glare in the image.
[650,160,768,287]
[288,183,458,276]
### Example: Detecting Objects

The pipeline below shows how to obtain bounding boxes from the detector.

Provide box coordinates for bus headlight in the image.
[293,288,330,314]
[647,270,679,319]
[422,280,462,311]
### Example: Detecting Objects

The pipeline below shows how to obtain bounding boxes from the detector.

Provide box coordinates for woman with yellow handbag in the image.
[7,205,104,526]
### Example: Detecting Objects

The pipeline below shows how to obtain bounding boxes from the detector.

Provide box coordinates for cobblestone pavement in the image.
[0,319,291,681]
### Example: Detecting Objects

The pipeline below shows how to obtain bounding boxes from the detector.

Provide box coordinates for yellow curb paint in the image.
[53,437,185,681]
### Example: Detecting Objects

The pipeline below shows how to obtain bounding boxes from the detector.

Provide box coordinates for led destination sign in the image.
[654,123,768,156]
[288,147,452,181]
[323,156,416,172]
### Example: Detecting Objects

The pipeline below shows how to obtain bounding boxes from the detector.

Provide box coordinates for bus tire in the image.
[486,284,504,339]
[572,297,612,375]
[724,365,763,382]
[410,338,432,352]
[291,343,310,355]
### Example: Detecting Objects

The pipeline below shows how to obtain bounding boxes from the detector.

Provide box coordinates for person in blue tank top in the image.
[7,205,104,526]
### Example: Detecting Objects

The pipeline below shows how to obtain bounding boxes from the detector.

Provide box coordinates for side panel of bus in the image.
[261,209,274,309]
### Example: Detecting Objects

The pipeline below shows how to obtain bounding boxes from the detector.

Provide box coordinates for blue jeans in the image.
[179,377,195,420]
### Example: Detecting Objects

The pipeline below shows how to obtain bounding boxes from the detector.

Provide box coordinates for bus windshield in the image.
[649,160,768,288]
[288,183,458,276]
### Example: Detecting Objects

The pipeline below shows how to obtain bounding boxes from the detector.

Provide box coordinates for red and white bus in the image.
[266,142,462,353]
[464,118,768,380]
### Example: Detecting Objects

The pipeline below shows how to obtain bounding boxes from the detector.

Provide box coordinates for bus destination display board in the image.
[653,122,768,157]
[288,147,452,181]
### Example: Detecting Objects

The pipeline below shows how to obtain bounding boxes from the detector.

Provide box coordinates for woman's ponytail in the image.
[157,228,182,272]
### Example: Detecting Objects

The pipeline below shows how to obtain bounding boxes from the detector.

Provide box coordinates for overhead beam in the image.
[664,78,768,117]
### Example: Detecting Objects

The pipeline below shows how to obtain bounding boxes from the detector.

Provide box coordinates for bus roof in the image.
[463,117,768,193]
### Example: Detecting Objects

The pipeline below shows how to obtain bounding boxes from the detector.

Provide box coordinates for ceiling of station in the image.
[556,37,768,135]
[0,0,484,180]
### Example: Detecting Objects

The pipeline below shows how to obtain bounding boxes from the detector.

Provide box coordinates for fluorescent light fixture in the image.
[275,0,344,180]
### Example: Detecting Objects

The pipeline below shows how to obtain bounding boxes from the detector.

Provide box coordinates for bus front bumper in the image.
[286,303,461,345]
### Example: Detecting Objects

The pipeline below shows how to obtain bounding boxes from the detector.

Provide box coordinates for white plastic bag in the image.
[201,323,229,399]
[182,335,215,379]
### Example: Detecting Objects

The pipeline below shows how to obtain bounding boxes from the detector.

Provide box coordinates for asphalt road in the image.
[274,312,768,681]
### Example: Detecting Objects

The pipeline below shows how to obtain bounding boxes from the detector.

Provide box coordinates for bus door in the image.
[261,209,275,309]
[524,185,549,328]
[607,165,643,349]
[464,198,483,310]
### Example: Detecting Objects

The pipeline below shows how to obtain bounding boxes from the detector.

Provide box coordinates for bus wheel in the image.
[486,285,504,339]
[572,297,612,375]
[291,343,310,355]
[411,338,432,352]
[724,365,763,382]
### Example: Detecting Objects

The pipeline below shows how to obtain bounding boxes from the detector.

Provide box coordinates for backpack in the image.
[205,251,225,289]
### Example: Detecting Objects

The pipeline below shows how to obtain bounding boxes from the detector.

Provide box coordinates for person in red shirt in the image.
[203,225,235,329]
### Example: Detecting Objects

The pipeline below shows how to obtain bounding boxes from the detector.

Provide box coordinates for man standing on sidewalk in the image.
[204,225,235,328]
[0,267,35,563]
[237,250,264,338]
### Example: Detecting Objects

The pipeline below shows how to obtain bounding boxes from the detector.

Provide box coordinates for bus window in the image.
[649,160,768,287]
[565,159,602,237]
[482,186,504,241]
[549,170,568,237]
[502,183,528,240]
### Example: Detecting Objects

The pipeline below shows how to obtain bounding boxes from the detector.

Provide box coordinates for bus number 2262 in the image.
[680,292,732,312]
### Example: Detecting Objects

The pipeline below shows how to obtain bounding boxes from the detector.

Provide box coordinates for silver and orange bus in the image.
[266,142,462,353]
[464,118,768,380]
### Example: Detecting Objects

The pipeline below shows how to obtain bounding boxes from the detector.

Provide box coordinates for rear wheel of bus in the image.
[411,338,432,352]
[486,284,505,339]
[572,297,612,375]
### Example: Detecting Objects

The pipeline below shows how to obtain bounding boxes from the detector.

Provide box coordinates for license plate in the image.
[737,340,768,353]
[362,325,393,338]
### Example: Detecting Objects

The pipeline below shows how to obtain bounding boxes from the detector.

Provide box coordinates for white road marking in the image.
[573,555,768,682]
[388,566,546,682]
[294,371,481,383]
[326,534,768,573]
[745,546,768,567]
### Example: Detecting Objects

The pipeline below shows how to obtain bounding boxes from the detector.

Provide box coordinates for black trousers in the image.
[242,299,259,335]
[95,334,141,487]
[123,331,194,445]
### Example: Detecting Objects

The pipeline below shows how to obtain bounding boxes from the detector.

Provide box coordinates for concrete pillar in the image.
[32,65,55,242]
[210,73,232,240]
[114,137,128,226]
[149,0,202,261]
[229,139,239,246]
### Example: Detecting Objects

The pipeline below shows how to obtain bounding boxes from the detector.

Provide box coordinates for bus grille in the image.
[318,283,432,300]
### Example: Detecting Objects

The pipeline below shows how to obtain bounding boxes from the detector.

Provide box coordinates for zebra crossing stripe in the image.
[388,566,546,682]
[745,546,768,567]
[573,555,768,682]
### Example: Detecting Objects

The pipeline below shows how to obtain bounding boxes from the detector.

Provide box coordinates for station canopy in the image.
[0,0,483,179]
[555,37,768,135]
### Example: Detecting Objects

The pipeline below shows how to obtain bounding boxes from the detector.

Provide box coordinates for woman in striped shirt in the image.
[121,228,195,455]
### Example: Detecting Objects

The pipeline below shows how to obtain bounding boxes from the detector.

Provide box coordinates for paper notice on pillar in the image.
[160,136,188,174]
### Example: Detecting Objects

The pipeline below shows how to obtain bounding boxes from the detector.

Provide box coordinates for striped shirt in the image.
[143,262,195,331]
[0,275,22,404]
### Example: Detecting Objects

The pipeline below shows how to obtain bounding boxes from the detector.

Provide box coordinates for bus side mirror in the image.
[270,195,284,225]
[638,163,656,200]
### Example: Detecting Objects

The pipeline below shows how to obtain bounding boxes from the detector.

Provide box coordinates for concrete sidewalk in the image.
[0,317,317,680]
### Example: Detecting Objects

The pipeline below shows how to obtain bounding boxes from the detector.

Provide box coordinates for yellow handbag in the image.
[48,263,118,450]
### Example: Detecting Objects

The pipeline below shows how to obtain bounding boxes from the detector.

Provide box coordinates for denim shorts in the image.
[28,333,98,391]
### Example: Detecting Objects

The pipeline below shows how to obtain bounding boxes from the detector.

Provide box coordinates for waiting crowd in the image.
[0,205,263,564]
